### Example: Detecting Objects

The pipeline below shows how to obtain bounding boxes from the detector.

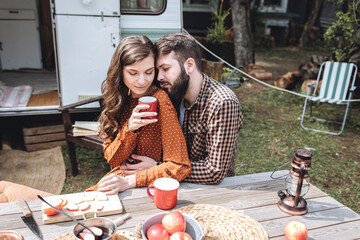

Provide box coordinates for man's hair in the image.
[156,33,202,72]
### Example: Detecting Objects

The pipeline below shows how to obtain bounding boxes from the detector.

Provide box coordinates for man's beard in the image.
[165,67,190,112]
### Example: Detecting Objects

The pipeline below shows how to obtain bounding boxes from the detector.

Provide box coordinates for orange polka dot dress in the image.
[86,88,191,191]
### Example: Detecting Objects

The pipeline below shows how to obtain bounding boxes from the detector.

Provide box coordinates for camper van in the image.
[0,0,183,116]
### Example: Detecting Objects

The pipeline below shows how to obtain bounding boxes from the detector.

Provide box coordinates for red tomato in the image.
[284,221,308,240]
[147,224,170,240]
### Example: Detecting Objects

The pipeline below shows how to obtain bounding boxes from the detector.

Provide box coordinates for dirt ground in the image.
[255,46,318,82]
[236,46,318,108]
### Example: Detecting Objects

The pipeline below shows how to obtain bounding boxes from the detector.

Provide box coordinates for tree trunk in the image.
[298,0,324,47]
[202,59,224,82]
[230,0,254,67]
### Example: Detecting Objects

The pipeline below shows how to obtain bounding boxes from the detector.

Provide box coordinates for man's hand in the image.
[120,154,158,175]
[97,173,135,195]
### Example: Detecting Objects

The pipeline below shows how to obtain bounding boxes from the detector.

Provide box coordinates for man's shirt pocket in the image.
[187,121,208,159]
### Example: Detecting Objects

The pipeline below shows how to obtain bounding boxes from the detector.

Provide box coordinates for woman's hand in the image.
[128,105,157,132]
[97,173,136,195]
[120,154,158,175]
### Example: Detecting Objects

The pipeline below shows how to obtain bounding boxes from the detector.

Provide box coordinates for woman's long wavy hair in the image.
[99,35,156,139]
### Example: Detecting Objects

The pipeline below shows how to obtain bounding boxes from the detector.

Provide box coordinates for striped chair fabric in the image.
[311,61,355,104]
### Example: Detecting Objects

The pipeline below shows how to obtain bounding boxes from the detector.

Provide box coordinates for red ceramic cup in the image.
[147,178,179,210]
[138,96,158,119]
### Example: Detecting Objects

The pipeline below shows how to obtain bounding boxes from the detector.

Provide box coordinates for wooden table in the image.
[1,171,359,239]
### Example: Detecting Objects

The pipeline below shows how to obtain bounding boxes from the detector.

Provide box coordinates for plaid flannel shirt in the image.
[183,74,243,184]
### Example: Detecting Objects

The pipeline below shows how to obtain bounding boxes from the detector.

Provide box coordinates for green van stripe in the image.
[323,62,334,99]
[331,63,342,99]
[338,64,351,100]
[120,28,181,42]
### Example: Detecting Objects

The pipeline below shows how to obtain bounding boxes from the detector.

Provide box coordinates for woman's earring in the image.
[128,88,131,96]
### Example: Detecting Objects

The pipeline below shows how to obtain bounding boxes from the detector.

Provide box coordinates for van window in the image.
[182,0,217,12]
[121,0,166,14]
[259,0,288,13]
[264,0,282,6]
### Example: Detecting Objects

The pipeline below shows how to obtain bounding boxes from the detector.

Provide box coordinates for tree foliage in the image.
[323,0,360,62]
[206,0,232,44]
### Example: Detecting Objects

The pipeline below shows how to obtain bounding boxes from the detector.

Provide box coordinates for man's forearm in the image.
[184,156,230,184]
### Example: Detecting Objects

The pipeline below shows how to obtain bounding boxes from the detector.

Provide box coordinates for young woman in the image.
[86,35,191,194]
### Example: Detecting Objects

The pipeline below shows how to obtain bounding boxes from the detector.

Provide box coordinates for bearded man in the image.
[121,33,243,184]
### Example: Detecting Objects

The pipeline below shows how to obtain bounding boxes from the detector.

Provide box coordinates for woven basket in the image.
[176,204,268,240]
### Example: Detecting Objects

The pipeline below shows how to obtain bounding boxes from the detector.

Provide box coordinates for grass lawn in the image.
[61,47,360,214]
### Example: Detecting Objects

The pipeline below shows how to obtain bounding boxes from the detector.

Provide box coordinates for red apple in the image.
[284,221,308,240]
[169,232,192,240]
[162,211,186,235]
[147,224,170,240]
[41,198,63,216]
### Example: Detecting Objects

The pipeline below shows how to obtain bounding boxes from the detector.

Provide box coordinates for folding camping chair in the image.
[300,61,358,135]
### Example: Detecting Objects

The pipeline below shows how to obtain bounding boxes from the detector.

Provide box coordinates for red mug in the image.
[138,96,158,119]
[147,178,179,210]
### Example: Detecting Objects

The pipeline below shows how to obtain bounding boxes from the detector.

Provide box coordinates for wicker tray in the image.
[177,204,268,240]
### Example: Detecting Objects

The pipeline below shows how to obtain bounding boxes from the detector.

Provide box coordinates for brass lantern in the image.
[277,149,312,215]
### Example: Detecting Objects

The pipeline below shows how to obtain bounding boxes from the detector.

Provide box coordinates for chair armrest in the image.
[350,86,357,92]
[306,82,317,96]
[307,82,316,87]
[58,96,103,134]
[58,96,103,112]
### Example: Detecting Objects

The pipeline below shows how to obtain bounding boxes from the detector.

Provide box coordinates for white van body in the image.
[0,0,182,116]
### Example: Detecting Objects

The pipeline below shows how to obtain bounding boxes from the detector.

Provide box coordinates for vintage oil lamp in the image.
[277,149,312,215]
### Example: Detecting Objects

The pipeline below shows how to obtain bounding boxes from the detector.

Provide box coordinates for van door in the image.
[51,0,120,107]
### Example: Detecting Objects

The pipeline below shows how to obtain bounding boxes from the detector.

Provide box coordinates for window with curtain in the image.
[259,0,288,13]
[121,0,166,14]
[182,0,217,12]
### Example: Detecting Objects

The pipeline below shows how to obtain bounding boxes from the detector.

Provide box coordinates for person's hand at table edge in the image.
[97,173,136,195]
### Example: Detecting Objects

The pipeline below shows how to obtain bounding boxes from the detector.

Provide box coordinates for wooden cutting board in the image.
[42,192,123,224]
